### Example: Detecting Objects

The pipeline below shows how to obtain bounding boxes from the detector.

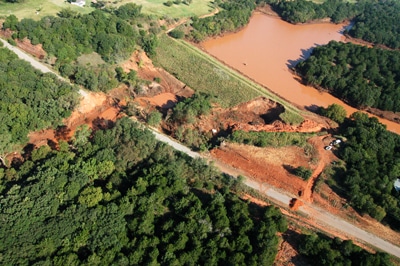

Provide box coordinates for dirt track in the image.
[150,127,400,258]
[3,34,400,258]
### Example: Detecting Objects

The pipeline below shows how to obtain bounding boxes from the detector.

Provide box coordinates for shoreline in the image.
[195,8,400,132]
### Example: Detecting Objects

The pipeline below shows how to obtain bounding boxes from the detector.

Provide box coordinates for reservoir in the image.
[202,12,400,134]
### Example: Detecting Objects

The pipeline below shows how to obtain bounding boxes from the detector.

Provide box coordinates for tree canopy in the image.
[348,0,400,49]
[296,41,400,112]
[334,112,400,226]
[0,47,78,156]
[0,118,288,265]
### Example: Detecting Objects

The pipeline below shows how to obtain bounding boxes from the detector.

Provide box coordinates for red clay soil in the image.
[211,142,309,196]
[28,91,122,149]
[121,50,194,98]
[0,28,46,59]
[300,135,337,202]
[194,97,331,135]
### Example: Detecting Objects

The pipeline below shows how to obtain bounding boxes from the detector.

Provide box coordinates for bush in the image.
[164,1,173,6]
[7,38,16,46]
[320,104,347,124]
[147,111,162,126]
[169,29,185,39]
[293,166,312,180]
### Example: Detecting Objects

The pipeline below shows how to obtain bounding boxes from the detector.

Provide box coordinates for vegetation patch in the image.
[335,112,400,226]
[76,52,106,67]
[153,34,304,126]
[0,47,79,164]
[229,131,314,148]
[0,118,287,265]
[296,41,400,112]
[116,0,214,18]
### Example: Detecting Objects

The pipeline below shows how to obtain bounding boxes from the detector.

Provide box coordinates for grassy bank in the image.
[153,34,304,124]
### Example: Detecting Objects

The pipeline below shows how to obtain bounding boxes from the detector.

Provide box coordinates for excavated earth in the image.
[12,40,400,264]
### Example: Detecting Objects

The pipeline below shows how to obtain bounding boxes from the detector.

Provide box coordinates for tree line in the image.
[295,41,400,112]
[0,118,287,265]
[262,0,362,24]
[299,233,392,265]
[348,0,400,49]
[0,46,79,164]
[332,112,400,227]
[2,4,159,92]
[262,0,400,49]
[189,0,256,42]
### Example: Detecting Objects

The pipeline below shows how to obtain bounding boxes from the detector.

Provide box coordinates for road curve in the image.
[150,128,400,258]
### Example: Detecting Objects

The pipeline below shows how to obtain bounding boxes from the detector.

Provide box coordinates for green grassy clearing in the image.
[77,52,106,67]
[153,34,304,125]
[0,0,94,20]
[115,0,214,18]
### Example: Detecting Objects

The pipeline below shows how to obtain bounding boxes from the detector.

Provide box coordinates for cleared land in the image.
[153,34,304,124]
[0,0,94,20]
[118,0,214,18]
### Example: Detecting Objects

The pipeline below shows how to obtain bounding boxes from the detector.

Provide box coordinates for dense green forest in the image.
[189,0,256,41]
[262,0,362,24]
[333,112,400,226]
[348,0,400,49]
[295,41,400,112]
[0,118,288,265]
[299,233,392,265]
[263,0,400,48]
[0,45,78,163]
[2,4,158,92]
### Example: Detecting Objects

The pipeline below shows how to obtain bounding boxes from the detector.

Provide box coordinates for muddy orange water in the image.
[202,12,400,134]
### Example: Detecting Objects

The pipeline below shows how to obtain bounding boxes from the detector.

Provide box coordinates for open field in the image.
[117,0,214,18]
[0,0,94,20]
[153,34,304,124]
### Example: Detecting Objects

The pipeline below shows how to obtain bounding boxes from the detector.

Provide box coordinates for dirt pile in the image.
[195,97,328,134]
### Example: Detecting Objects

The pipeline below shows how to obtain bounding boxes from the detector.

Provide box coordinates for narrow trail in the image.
[3,32,400,259]
[166,7,219,33]
[301,135,331,202]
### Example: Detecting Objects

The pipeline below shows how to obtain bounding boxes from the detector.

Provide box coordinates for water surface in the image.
[202,13,400,133]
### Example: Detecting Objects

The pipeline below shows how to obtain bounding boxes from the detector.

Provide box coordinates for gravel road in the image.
[1,38,88,98]
[151,128,400,258]
[3,37,399,258]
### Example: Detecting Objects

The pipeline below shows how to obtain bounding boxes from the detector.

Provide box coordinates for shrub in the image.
[320,104,347,124]
[164,1,173,6]
[169,29,185,39]
[293,166,312,180]
[147,111,162,126]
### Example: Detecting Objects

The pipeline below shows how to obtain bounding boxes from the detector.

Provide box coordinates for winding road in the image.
[2,37,400,258]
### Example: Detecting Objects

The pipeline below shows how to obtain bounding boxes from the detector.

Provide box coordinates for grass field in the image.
[0,0,213,21]
[118,0,214,18]
[153,34,304,125]
[0,0,94,20]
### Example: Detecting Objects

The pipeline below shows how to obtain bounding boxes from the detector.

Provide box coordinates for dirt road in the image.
[3,36,400,258]
[0,38,88,98]
[150,128,400,258]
